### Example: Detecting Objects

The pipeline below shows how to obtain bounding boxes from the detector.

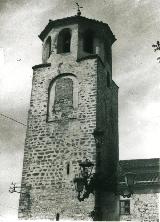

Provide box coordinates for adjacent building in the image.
[119,158,160,221]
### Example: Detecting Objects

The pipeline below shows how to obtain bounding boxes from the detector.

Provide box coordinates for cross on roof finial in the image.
[75,2,83,16]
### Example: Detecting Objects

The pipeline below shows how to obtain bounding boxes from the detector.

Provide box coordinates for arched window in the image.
[47,74,78,121]
[44,36,51,61]
[83,30,94,53]
[53,78,73,113]
[57,29,71,54]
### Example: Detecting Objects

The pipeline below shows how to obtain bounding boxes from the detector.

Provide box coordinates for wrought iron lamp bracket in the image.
[9,182,31,195]
[74,162,136,201]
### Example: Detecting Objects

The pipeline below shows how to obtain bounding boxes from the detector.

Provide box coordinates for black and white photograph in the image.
[0,0,159,221]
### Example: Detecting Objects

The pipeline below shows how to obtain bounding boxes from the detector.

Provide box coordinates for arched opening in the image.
[83,30,94,53]
[44,36,51,60]
[53,78,73,114]
[57,29,71,54]
[47,74,78,121]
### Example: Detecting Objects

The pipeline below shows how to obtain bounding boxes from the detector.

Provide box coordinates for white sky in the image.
[0,0,160,220]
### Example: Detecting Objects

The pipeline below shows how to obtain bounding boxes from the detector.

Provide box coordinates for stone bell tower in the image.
[18,13,119,221]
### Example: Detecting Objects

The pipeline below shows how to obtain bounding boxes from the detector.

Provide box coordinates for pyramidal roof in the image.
[39,15,116,43]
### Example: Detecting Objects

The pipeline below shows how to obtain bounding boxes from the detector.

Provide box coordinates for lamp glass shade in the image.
[79,159,94,178]
[74,178,84,192]
[125,172,136,187]
[79,159,94,168]
[120,188,132,198]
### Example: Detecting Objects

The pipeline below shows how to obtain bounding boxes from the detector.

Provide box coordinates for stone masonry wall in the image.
[18,56,98,220]
[120,193,159,221]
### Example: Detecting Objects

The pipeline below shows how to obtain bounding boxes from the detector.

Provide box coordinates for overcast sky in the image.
[0,0,160,220]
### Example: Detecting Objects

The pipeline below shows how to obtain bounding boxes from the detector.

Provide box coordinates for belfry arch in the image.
[57,29,71,53]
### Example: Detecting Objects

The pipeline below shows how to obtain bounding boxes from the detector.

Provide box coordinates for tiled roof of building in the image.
[119,158,160,192]
[120,158,159,170]
[39,15,116,43]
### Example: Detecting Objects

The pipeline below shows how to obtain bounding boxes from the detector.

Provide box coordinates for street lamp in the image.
[9,183,32,212]
[74,163,136,200]
[79,159,94,178]
[119,172,136,198]
[74,159,95,201]
[125,172,136,187]
[74,129,136,201]
[73,128,103,200]
[9,182,21,193]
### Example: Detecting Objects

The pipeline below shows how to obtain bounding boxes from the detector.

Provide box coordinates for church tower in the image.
[18,13,119,221]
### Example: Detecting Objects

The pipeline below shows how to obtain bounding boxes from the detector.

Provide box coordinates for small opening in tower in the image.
[83,30,94,53]
[57,28,71,54]
[56,213,60,221]
[67,163,70,175]
[45,36,51,60]
[97,151,101,167]
[107,72,111,87]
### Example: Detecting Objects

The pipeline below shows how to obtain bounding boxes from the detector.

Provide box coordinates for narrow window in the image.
[120,200,130,215]
[97,151,101,167]
[57,29,71,54]
[83,30,94,53]
[56,213,60,221]
[45,36,51,60]
[107,72,111,87]
[67,163,70,175]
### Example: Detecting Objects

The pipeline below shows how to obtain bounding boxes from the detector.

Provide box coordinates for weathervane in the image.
[152,41,160,63]
[152,41,160,52]
[75,2,83,16]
